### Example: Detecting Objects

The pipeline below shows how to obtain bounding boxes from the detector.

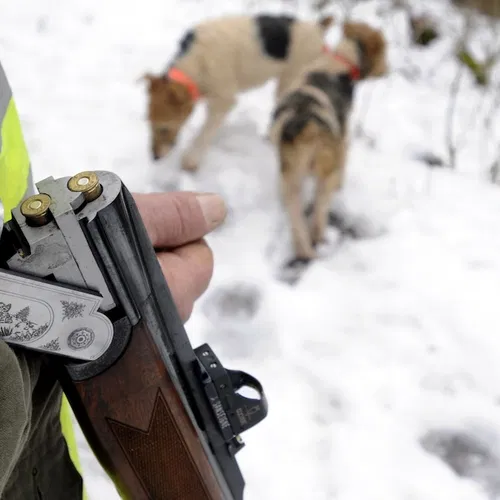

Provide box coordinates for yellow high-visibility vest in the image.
[0,61,87,499]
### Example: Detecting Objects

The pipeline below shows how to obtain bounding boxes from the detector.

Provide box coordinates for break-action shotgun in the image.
[0,170,268,499]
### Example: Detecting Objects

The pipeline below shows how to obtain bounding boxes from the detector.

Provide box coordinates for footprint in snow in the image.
[420,428,500,498]
[202,282,262,321]
[201,282,277,360]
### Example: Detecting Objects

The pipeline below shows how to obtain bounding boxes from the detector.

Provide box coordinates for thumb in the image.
[133,191,227,248]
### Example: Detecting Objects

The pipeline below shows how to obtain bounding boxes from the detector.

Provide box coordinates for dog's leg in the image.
[280,143,316,261]
[182,97,235,172]
[310,140,346,247]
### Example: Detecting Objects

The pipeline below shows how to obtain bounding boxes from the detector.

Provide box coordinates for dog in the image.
[141,13,334,172]
[268,21,388,264]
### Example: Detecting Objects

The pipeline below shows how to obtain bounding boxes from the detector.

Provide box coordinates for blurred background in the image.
[3,0,500,498]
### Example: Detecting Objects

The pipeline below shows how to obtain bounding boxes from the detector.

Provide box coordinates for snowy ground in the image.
[3,0,500,499]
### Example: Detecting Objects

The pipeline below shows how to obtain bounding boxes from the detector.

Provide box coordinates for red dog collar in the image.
[322,45,361,81]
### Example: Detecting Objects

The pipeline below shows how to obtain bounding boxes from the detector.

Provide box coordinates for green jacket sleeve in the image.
[0,341,37,496]
[0,59,35,497]
[0,60,84,499]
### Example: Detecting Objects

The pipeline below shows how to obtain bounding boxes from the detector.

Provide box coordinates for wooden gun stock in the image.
[60,318,223,500]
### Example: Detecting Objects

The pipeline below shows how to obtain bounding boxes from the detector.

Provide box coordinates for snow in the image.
[2,0,500,499]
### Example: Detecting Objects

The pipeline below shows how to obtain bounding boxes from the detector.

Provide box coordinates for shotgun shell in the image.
[20,194,52,226]
[67,171,102,202]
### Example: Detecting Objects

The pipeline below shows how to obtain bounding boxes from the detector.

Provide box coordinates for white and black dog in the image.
[141,14,334,171]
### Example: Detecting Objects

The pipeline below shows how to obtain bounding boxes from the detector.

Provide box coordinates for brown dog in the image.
[268,21,388,264]
[141,14,334,172]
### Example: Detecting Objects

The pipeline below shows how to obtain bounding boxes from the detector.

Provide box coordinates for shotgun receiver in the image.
[0,171,268,500]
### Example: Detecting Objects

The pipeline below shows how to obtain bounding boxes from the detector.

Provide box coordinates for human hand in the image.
[133,191,227,322]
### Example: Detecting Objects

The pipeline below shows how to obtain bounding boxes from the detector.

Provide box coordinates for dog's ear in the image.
[363,29,386,59]
[342,22,358,40]
[137,72,156,85]
[138,73,166,92]
[166,81,192,106]
[319,15,335,31]
[138,72,154,82]
[343,23,385,58]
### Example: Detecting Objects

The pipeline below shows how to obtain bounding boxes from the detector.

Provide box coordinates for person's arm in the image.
[0,342,34,495]
[0,59,37,496]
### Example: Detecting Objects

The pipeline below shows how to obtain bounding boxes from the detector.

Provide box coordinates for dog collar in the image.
[322,45,361,81]
[166,67,201,101]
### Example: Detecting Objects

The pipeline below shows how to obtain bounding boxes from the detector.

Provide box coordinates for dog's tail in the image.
[318,15,335,32]
[281,116,323,144]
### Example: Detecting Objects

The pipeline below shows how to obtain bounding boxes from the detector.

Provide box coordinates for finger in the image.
[133,191,227,249]
[157,239,214,322]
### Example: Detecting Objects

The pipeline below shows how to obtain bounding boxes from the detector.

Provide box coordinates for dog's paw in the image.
[181,154,200,173]
[286,256,313,269]
[293,247,317,262]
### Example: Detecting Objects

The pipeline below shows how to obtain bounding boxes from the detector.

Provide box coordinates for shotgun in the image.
[0,170,268,500]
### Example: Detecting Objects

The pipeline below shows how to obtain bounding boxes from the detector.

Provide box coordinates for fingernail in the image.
[196,193,227,231]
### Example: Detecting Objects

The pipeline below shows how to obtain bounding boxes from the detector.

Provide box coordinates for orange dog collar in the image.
[167,67,201,101]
